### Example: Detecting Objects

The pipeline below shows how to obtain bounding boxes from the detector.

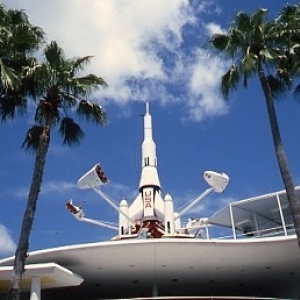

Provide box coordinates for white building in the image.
[1,103,300,299]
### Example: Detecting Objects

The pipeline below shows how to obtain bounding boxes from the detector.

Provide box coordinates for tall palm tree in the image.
[5,41,107,300]
[0,6,44,300]
[210,8,300,249]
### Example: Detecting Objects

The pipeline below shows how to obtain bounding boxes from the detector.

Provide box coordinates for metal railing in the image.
[191,223,295,240]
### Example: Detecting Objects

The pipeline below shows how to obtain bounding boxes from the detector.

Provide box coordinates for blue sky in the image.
[1,0,300,258]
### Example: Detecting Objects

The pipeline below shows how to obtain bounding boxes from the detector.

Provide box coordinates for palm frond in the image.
[21,65,41,100]
[276,68,293,87]
[240,54,257,88]
[220,65,240,99]
[77,100,106,125]
[70,56,93,73]
[267,74,291,99]
[241,54,256,72]
[44,41,64,70]
[235,11,251,32]
[59,117,84,146]
[277,5,298,24]
[6,8,44,53]
[76,74,108,88]
[12,23,44,53]
[21,125,43,153]
[66,74,107,96]
[60,93,77,108]
[210,34,230,51]
[0,58,20,90]
[251,8,268,27]
[259,48,274,61]
[0,91,27,121]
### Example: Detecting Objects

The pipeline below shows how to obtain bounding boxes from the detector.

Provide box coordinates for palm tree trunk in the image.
[8,127,50,300]
[257,63,300,250]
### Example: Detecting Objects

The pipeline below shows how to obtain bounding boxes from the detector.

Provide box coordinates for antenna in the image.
[145,101,150,114]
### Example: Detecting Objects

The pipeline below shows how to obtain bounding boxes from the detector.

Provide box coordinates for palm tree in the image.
[210,8,300,249]
[0,5,44,94]
[5,41,107,300]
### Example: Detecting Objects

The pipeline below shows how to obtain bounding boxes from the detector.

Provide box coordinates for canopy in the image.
[208,186,300,236]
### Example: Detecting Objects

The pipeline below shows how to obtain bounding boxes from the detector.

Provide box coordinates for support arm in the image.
[175,187,214,220]
[89,185,135,227]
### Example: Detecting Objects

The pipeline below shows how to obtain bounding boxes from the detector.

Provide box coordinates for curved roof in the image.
[1,237,300,299]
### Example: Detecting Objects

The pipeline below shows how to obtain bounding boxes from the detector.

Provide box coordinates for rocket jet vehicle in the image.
[66,102,229,239]
[125,102,165,237]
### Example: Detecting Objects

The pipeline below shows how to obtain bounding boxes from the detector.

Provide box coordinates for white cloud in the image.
[103,181,138,203]
[41,181,76,194]
[177,193,233,219]
[4,0,229,122]
[205,22,226,36]
[12,181,76,199]
[183,49,229,121]
[0,224,16,256]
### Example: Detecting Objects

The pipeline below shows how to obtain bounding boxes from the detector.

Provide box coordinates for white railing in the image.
[192,223,295,240]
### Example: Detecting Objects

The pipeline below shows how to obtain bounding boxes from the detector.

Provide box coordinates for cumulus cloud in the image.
[184,49,229,121]
[4,0,229,122]
[0,224,16,256]
[205,22,226,36]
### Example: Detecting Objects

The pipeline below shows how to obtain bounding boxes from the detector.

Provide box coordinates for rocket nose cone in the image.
[164,193,172,201]
[120,199,128,207]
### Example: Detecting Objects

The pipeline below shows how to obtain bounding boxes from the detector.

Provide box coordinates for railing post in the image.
[205,224,210,240]
[229,205,236,239]
[253,214,259,237]
[30,277,41,300]
[277,194,287,236]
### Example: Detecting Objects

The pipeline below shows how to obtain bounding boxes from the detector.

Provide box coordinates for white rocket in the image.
[139,102,160,188]
[128,102,166,226]
[71,101,229,238]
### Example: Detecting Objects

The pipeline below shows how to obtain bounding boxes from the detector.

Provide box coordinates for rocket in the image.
[69,102,229,238]
[139,102,161,188]
[128,102,165,225]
